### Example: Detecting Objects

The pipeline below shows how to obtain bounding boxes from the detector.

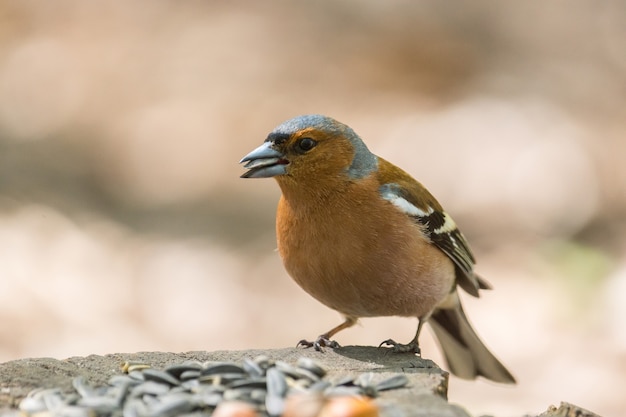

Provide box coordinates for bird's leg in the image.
[379,315,429,355]
[297,316,357,351]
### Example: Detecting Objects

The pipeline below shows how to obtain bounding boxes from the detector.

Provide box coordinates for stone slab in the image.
[0,346,472,416]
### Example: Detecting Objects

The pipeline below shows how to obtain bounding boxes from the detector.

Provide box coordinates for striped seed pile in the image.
[18,355,409,417]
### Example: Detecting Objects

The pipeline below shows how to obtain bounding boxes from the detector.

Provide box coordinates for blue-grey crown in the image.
[271,114,378,179]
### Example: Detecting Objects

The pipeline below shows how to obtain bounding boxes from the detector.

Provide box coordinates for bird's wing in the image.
[376,158,489,297]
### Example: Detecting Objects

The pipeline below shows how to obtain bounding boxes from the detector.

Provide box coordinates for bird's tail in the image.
[429,298,516,384]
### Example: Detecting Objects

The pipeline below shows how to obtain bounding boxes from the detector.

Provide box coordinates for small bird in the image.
[240,114,515,384]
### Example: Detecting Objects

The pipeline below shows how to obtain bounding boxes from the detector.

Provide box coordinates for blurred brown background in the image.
[0,1,625,416]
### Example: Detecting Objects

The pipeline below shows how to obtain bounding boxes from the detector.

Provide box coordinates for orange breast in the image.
[275,175,455,319]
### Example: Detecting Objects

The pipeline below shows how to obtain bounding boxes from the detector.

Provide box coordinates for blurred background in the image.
[0,0,625,415]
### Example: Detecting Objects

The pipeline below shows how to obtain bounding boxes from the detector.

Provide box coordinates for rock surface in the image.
[0,346,474,416]
[0,347,602,417]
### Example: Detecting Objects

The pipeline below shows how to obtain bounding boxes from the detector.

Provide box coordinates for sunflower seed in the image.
[266,368,287,398]
[274,361,299,379]
[308,380,332,393]
[18,397,47,414]
[77,395,120,412]
[222,388,254,403]
[198,391,222,407]
[228,377,267,390]
[356,372,375,387]
[164,364,202,379]
[128,371,146,381]
[42,389,65,410]
[197,373,244,385]
[201,362,245,376]
[145,394,194,417]
[180,379,203,392]
[72,376,94,399]
[250,389,267,403]
[376,374,409,391]
[253,355,272,370]
[242,358,264,377]
[332,375,356,386]
[179,370,201,380]
[266,394,285,417]
[129,381,171,397]
[142,369,181,386]
[324,385,364,397]
[53,405,93,417]
[296,357,326,378]
[123,398,148,417]
[265,367,288,416]
[109,375,143,388]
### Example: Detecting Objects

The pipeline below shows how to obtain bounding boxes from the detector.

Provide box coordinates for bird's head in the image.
[240,115,377,186]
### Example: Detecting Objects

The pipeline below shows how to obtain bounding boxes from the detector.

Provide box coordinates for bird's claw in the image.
[297,336,341,351]
[379,339,421,355]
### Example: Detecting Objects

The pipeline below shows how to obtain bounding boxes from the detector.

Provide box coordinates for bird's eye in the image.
[296,137,317,153]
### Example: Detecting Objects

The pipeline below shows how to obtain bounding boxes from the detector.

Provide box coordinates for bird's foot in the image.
[297,336,341,352]
[378,339,421,355]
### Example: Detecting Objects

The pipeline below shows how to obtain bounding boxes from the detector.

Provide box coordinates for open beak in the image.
[239,142,289,178]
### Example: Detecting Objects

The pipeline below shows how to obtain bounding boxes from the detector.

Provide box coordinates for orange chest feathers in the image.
[274,178,454,318]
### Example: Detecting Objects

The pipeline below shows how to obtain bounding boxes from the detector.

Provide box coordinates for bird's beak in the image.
[239,142,288,178]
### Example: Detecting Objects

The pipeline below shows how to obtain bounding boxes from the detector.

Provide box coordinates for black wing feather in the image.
[378,181,489,297]
[412,211,482,297]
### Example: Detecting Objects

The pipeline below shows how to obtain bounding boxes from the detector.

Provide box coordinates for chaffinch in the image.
[240,114,515,384]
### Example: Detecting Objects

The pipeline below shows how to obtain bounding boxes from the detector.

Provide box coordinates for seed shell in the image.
[142,369,181,386]
[201,362,246,376]
[296,357,326,378]
[164,364,203,379]
[376,374,409,391]
[243,358,264,378]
